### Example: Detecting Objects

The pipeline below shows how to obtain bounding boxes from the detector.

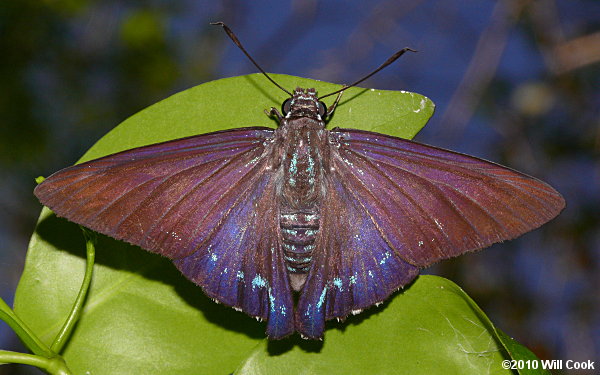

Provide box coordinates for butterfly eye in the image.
[282,98,292,115]
[318,101,327,117]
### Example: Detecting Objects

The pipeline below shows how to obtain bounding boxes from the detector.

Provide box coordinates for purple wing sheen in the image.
[296,128,564,339]
[34,127,294,337]
[35,127,272,258]
[328,129,565,267]
[173,173,294,338]
[296,175,419,339]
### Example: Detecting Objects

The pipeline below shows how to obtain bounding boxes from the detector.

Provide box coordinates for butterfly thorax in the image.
[277,88,329,291]
[280,124,326,208]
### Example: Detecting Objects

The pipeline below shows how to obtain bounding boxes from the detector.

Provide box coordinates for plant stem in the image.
[0,350,72,375]
[51,228,96,353]
[0,298,53,357]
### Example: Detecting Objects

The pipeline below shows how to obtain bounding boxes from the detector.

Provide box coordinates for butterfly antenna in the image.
[211,22,293,97]
[318,47,417,100]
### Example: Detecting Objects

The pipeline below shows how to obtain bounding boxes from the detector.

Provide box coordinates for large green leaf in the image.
[235,276,515,375]
[76,73,434,162]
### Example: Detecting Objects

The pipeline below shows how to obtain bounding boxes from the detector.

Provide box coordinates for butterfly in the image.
[34,23,565,340]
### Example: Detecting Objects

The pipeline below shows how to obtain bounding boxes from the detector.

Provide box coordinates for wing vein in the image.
[141,145,268,250]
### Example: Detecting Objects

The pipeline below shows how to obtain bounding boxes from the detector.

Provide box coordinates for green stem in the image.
[0,298,53,357]
[0,350,72,375]
[51,228,96,353]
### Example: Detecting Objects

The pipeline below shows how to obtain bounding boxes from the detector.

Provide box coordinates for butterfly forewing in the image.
[328,128,565,266]
[35,128,275,258]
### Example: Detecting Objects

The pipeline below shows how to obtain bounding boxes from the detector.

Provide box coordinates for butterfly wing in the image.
[296,128,564,338]
[35,127,294,338]
[172,171,294,338]
[329,129,565,266]
[296,175,420,339]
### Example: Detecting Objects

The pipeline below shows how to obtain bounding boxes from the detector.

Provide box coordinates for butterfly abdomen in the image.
[280,212,319,291]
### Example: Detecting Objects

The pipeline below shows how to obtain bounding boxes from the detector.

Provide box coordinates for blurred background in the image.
[1,0,598,373]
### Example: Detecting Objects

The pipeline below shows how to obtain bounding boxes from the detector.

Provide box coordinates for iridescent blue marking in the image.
[304,304,313,316]
[236,271,244,280]
[349,275,357,285]
[289,151,298,186]
[244,155,261,167]
[282,213,298,221]
[316,287,328,310]
[268,288,276,312]
[252,275,267,289]
[333,277,343,291]
[269,287,287,315]
[283,228,298,236]
[307,150,316,186]
[284,255,312,263]
[304,213,318,221]
[380,251,392,265]
[202,245,218,274]
[307,151,315,174]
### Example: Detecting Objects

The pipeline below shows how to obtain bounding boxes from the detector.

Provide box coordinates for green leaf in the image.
[76,73,434,162]
[15,73,438,374]
[234,276,515,375]
[495,329,552,375]
[16,213,263,374]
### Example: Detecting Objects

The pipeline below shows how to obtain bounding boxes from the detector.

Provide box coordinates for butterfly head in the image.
[281,88,327,121]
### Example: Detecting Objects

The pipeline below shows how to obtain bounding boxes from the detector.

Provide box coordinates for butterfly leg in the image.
[325,89,345,118]
[265,107,284,122]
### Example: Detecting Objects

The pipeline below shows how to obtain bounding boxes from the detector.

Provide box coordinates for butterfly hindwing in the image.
[295,175,419,339]
[173,173,294,338]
